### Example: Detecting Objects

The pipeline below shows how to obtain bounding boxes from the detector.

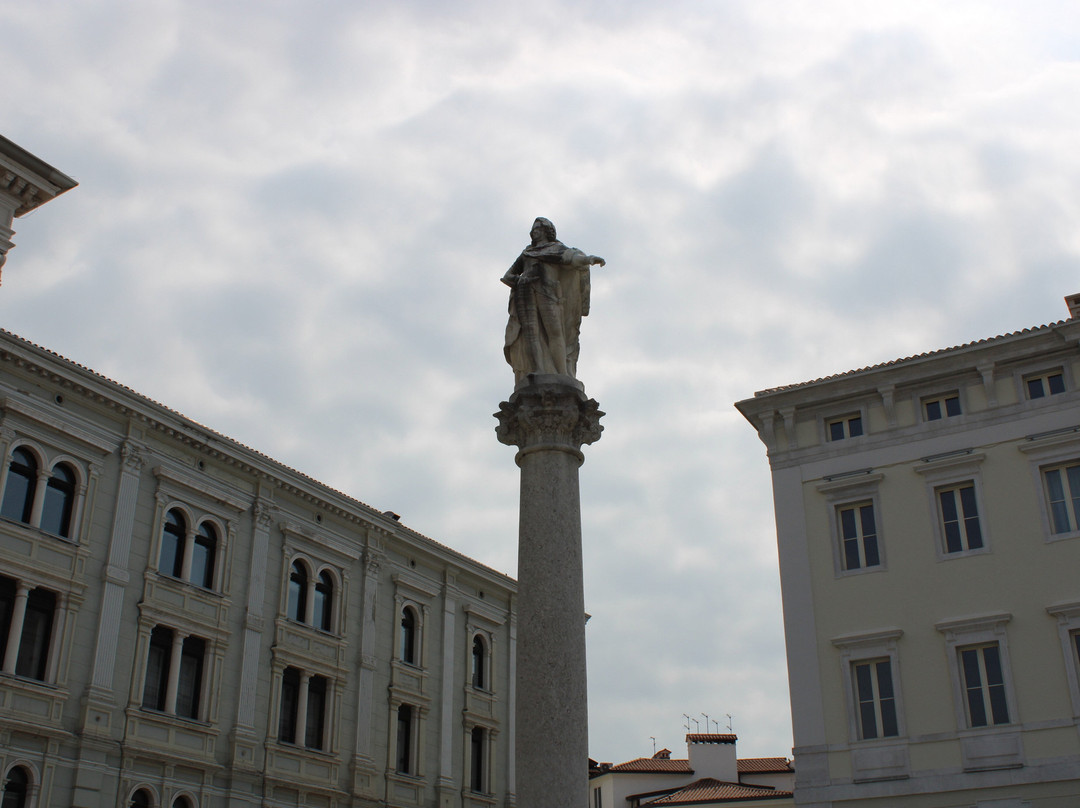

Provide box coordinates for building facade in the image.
[0,323,517,808]
[736,304,1080,807]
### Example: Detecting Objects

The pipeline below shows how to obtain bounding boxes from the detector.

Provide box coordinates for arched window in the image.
[1,448,37,525]
[400,606,417,665]
[470,726,486,792]
[40,462,76,537]
[313,571,333,631]
[129,788,153,808]
[159,509,186,579]
[396,704,414,773]
[287,562,307,622]
[471,634,487,690]
[191,522,217,589]
[1,766,29,808]
[172,797,193,808]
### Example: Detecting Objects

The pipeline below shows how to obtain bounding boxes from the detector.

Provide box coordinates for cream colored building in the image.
[736,302,1080,807]
[0,141,516,808]
[590,734,793,808]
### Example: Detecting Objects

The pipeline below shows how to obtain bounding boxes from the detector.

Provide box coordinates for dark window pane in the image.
[876,661,898,736]
[0,576,14,663]
[279,667,300,743]
[130,789,152,808]
[306,676,327,749]
[190,523,216,589]
[961,649,988,727]
[472,635,485,689]
[925,400,942,421]
[176,636,204,719]
[1046,469,1072,533]
[397,704,413,773]
[401,608,416,664]
[143,627,172,710]
[1049,373,1066,395]
[860,506,879,567]
[854,663,877,739]
[1,448,37,524]
[40,464,76,537]
[314,572,333,631]
[848,416,863,437]
[959,486,983,549]
[945,396,962,416]
[2,766,28,808]
[471,726,485,791]
[159,510,186,578]
[830,421,845,441]
[16,588,54,680]
[1028,378,1045,399]
[288,562,307,622]
[940,490,962,553]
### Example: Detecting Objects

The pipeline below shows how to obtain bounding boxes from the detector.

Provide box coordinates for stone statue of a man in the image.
[502,218,606,384]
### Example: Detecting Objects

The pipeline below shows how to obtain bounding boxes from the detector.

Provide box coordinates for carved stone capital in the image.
[495,378,603,459]
[120,440,146,472]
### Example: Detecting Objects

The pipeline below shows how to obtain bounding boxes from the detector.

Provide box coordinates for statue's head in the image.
[531,217,556,244]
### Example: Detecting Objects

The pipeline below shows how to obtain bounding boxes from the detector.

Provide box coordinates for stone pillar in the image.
[495,375,603,808]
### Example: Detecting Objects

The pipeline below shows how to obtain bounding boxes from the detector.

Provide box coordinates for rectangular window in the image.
[838,502,880,570]
[960,643,1010,727]
[142,627,171,710]
[16,589,55,680]
[829,414,863,441]
[279,667,300,743]
[175,636,204,719]
[305,675,327,750]
[924,394,962,421]
[594,786,603,808]
[938,484,983,553]
[470,726,486,792]
[397,704,414,773]
[1043,462,1080,534]
[853,659,899,739]
[1026,371,1066,399]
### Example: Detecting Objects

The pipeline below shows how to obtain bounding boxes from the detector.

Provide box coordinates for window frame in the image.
[0,443,88,542]
[935,613,1017,733]
[921,391,963,423]
[1046,601,1080,717]
[138,623,209,723]
[915,451,990,560]
[832,628,905,744]
[818,473,886,577]
[1023,368,1067,400]
[0,573,60,684]
[283,554,340,634]
[154,504,225,592]
[825,411,865,442]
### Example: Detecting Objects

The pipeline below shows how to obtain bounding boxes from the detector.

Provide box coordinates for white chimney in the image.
[686,734,738,782]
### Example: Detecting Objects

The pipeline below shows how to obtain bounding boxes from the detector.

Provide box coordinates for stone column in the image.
[495,375,603,808]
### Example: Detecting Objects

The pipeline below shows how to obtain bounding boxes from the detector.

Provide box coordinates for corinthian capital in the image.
[495,378,603,456]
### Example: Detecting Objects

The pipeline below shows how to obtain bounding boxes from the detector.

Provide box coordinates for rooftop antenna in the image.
[682,714,691,731]
[701,713,710,733]
[725,713,734,732]
[690,718,701,733]
[650,736,656,755]
[710,718,721,732]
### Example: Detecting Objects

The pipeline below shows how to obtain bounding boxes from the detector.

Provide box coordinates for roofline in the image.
[735,317,1080,419]
[0,328,515,589]
[0,135,77,214]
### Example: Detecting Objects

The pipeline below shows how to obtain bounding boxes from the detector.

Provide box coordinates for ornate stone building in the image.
[0,139,516,808]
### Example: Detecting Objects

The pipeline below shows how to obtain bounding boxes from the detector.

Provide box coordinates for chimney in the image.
[0,135,77,283]
[686,734,737,782]
[1066,294,1080,320]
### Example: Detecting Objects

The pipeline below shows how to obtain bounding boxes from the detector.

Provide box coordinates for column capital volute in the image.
[495,378,603,459]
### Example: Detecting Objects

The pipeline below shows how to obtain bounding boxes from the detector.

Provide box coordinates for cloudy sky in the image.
[7,0,1080,764]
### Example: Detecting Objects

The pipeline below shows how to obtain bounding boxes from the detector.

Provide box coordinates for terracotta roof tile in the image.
[642,778,791,804]
[753,319,1072,397]
[686,733,736,744]
[607,758,693,774]
[737,758,792,774]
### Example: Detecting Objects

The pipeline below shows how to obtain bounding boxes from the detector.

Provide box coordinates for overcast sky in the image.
[6,0,1080,765]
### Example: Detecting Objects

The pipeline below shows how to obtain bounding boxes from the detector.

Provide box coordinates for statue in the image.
[502,218,606,384]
